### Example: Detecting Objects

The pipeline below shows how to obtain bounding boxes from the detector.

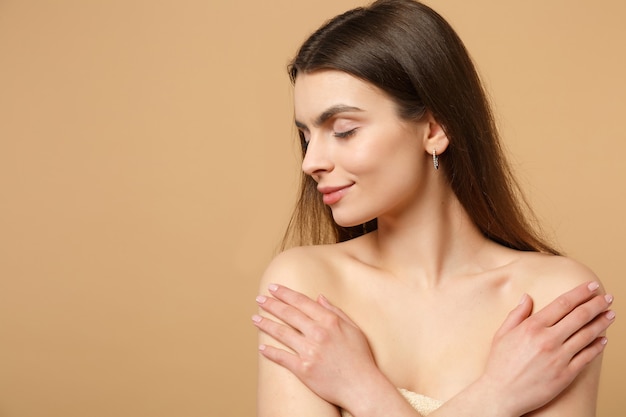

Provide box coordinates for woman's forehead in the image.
[294,70,377,96]
[293,70,390,119]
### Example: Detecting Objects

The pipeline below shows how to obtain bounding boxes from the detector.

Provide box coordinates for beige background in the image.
[0,0,623,416]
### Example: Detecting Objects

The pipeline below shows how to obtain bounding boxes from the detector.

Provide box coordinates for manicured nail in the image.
[268,283,279,292]
[605,294,614,304]
[518,293,528,305]
[588,282,600,292]
[600,337,608,345]
[258,344,267,351]
[606,310,616,320]
[256,295,267,304]
[252,314,262,323]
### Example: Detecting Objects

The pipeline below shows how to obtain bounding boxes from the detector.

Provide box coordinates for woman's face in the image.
[294,70,432,227]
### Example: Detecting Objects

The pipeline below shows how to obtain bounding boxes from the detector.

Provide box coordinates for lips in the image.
[318,184,353,205]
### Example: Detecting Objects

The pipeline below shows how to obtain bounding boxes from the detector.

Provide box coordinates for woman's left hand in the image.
[253,284,385,409]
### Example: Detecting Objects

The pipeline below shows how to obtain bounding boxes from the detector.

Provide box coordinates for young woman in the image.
[253,1,615,416]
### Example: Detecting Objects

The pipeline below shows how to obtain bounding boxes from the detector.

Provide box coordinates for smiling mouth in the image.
[319,184,352,205]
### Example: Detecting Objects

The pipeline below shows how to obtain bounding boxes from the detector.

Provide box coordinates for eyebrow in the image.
[295,104,364,131]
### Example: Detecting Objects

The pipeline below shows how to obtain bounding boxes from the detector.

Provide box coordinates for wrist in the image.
[343,371,414,417]
[465,375,517,417]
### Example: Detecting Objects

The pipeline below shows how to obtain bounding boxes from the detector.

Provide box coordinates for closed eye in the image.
[333,128,358,139]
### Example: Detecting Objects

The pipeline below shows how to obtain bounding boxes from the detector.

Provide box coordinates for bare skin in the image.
[255,242,613,417]
[254,70,615,417]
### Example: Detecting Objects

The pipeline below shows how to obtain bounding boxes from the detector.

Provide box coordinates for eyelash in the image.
[333,128,358,138]
[298,128,357,152]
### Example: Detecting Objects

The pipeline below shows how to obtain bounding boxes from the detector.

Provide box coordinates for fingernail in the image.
[518,293,528,305]
[256,295,267,304]
[268,283,279,292]
[258,344,267,351]
[588,282,600,292]
[252,314,262,323]
[606,310,616,320]
[605,294,614,304]
[600,337,608,345]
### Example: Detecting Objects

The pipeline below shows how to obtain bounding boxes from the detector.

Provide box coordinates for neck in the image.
[369,184,493,288]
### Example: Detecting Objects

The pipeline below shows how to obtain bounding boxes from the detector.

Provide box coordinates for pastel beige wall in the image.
[0,1,623,416]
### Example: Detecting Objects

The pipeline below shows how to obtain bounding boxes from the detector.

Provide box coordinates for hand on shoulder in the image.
[519,254,604,312]
[258,245,338,299]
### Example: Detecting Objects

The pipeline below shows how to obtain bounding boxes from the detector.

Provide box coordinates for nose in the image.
[301,136,334,178]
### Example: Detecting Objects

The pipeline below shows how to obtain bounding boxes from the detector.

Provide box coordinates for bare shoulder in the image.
[258,244,344,298]
[505,252,604,416]
[256,244,354,417]
[512,252,603,310]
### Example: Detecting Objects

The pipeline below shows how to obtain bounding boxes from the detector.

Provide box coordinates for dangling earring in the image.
[432,149,439,170]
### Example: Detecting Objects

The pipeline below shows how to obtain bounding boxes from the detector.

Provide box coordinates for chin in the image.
[332,212,375,229]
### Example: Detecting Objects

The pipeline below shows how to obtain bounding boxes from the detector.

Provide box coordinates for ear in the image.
[422,112,449,155]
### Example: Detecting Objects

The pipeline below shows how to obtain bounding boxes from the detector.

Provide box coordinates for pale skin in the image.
[254,70,615,417]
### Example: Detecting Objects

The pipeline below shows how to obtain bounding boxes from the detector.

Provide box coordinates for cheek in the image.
[338,118,425,176]
[343,148,373,173]
[347,136,422,177]
[368,145,426,201]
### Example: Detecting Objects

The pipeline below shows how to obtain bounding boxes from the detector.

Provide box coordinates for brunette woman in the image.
[253,1,614,416]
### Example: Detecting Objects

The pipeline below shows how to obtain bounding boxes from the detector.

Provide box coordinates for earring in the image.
[432,149,439,170]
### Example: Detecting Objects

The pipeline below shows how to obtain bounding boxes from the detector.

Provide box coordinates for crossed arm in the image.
[254,281,614,417]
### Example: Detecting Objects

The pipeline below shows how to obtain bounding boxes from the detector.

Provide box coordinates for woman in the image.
[253,1,615,416]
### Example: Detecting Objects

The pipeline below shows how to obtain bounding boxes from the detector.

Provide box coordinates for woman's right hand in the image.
[471,281,615,416]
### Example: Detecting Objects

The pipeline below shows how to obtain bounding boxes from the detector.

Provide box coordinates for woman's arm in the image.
[438,281,611,417]
[254,281,614,417]
[256,251,344,417]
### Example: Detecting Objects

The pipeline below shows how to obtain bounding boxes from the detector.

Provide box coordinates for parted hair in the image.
[282,0,559,255]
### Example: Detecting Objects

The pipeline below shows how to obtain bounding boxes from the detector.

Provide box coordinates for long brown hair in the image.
[282,0,559,255]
